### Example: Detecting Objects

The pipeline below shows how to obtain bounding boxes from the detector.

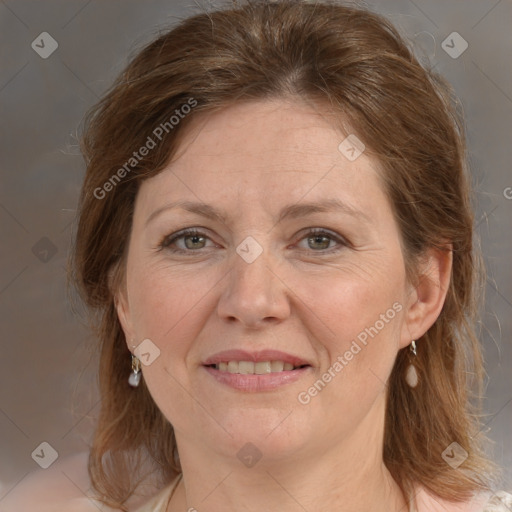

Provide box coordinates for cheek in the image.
[290,261,405,387]
[127,260,214,341]
[126,264,214,424]
[294,258,404,338]
[294,275,404,427]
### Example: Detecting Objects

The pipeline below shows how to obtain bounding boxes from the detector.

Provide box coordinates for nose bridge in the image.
[217,235,290,326]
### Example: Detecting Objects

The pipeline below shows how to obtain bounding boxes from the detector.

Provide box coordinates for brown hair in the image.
[69,0,498,509]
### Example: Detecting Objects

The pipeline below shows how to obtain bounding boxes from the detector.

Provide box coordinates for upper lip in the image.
[203,349,311,367]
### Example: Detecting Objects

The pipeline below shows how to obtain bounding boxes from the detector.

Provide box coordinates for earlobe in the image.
[400,245,453,346]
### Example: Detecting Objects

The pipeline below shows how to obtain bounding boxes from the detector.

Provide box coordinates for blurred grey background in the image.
[0,0,511,501]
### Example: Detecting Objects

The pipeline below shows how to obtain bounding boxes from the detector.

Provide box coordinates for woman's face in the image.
[116,99,419,465]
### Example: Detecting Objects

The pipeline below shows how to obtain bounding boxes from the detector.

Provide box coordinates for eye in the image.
[159,229,215,253]
[158,227,349,254]
[296,228,348,253]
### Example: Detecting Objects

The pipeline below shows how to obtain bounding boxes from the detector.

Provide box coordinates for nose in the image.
[216,244,291,329]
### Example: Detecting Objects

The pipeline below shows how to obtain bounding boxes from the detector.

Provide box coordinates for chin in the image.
[208,407,314,462]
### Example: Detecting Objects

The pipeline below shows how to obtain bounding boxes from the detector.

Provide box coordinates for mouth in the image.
[204,361,311,374]
[201,350,313,392]
[203,364,311,392]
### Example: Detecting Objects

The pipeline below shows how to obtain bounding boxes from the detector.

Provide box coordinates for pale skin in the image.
[1,98,452,511]
[115,98,452,512]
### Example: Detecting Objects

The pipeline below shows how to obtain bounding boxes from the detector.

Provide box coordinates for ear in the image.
[114,290,136,351]
[110,266,135,351]
[400,244,453,348]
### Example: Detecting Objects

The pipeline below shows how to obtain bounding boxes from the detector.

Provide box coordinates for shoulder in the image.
[415,485,512,512]
[482,491,512,511]
[0,451,113,512]
[1,450,179,512]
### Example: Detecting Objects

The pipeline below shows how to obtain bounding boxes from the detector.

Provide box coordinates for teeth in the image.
[271,361,284,372]
[213,360,304,374]
[238,361,254,374]
[255,362,271,374]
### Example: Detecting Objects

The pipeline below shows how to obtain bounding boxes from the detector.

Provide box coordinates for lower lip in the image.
[203,366,311,392]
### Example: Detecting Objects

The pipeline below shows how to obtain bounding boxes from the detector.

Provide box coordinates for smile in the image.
[203,364,311,392]
[207,361,309,374]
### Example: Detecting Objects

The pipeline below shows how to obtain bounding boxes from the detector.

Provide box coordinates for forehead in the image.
[136,99,390,222]
[172,99,352,166]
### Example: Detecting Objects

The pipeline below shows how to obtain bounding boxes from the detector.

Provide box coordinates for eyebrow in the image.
[145,198,371,227]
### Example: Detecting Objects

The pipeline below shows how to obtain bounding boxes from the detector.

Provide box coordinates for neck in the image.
[169,458,407,512]
[169,400,408,512]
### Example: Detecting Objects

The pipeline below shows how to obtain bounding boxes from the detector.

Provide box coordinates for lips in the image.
[201,349,313,391]
[202,349,311,367]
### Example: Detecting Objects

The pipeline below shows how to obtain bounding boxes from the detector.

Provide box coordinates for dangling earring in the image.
[128,353,141,387]
[405,340,418,388]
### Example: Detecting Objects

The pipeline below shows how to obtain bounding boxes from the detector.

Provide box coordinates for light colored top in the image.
[133,474,512,512]
[133,474,182,512]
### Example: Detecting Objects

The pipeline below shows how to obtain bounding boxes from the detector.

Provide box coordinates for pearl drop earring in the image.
[128,353,141,387]
[405,340,418,388]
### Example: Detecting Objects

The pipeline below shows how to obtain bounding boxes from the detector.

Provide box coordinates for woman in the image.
[4,1,511,511]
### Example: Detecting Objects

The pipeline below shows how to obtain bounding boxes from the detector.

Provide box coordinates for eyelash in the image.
[158,228,349,255]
